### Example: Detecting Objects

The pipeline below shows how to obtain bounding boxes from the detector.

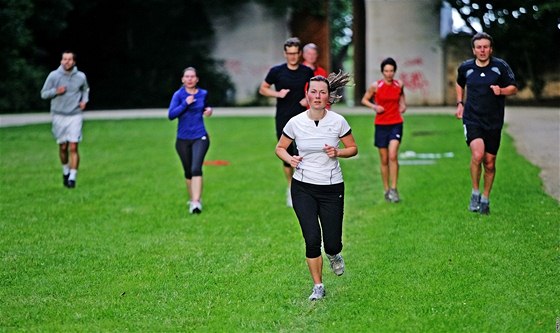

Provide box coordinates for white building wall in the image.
[212,3,288,104]
[365,0,445,105]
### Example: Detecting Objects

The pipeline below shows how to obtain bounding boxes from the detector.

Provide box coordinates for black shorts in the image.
[374,123,403,148]
[463,125,502,155]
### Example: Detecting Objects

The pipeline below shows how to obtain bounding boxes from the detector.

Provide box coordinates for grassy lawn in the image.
[1,114,558,332]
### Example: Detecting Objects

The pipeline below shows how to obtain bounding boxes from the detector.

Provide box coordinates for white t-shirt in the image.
[283,110,352,185]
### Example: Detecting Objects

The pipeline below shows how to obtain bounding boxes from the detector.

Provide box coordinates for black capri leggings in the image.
[291,179,344,258]
[175,136,210,179]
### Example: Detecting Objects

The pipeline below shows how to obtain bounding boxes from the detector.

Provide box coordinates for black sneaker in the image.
[63,174,70,187]
[479,201,490,215]
[67,180,76,188]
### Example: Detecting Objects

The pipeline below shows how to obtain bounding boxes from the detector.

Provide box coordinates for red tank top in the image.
[374,79,403,125]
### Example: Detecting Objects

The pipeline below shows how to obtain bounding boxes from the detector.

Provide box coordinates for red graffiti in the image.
[403,57,423,66]
[399,71,429,92]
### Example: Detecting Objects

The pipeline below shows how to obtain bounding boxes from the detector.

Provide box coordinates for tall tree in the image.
[0,0,74,111]
[0,0,353,112]
[443,0,560,100]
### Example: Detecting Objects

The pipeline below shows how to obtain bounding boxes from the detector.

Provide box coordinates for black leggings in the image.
[175,137,210,179]
[291,179,344,258]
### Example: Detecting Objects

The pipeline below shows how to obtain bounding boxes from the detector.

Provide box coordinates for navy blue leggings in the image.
[175,137,210,179]
[291,179,344,258]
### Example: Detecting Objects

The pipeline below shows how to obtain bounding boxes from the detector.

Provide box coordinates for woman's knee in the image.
[305,244,322,258]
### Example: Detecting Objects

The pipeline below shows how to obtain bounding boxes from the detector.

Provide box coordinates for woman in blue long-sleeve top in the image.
[168,67,213,214]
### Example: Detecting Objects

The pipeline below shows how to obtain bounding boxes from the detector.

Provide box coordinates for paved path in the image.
[1,106,558,201]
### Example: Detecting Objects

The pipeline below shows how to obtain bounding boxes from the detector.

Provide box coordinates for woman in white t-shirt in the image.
[275,73,357,301]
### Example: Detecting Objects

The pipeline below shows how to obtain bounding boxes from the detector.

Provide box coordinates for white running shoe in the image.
[189,201,202,214]
[308,285,325,301]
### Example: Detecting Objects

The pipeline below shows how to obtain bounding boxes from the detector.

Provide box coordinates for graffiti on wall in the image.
[398,57,430,98]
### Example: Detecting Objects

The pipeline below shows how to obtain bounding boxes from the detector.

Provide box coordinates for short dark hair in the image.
[62,50,76,61]
[471,32,493,48]
[284,37,301,51]
[380,57,397,72]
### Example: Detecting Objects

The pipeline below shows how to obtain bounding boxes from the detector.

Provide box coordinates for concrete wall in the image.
[365,0,445,105]
[212,3,288,104]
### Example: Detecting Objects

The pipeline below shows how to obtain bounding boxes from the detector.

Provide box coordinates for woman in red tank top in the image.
[361,57,407,203]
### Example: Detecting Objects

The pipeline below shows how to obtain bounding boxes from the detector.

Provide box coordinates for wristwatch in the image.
[456,101,464,106]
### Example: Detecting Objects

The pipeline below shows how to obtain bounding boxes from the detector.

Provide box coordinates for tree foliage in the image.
[1,0,237,112]
[1,0,352,112]
[443,0,560,100]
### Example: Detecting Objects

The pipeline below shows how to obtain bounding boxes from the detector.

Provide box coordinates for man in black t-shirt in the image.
[455,32,517,215]
[259,37,314,207]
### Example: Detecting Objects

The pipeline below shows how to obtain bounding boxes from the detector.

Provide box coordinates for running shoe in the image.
[67,179,76,188]
[384,190,391,202]
[468,193,481,212]
[326,253,345,276]
[388,188,400,203]
[479,201,490,215]
[63,174,70,187]
[189,201,202,214]
[308,285,325,301]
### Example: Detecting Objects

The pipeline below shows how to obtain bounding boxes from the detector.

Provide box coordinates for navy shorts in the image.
[463,125,502,155]
[374,123,403,148]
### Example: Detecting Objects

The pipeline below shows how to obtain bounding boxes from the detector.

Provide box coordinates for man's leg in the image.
[68,142,80,171]
[67,142,79,187]
[469,138,485,191]
[59,142,69,165]
[482,152,497,198]
[59,142,70,187]
[466,138,486,211]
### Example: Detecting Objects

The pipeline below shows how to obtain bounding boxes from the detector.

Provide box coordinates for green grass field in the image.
[1,114,558,332]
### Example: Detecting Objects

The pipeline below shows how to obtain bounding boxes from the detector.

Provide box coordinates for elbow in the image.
[275,146,287,160]
[274,146,282,158]
[511,86,519,95]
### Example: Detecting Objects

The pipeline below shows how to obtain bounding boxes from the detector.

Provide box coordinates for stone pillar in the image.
[364,0,445,105]
[212,3,288,104]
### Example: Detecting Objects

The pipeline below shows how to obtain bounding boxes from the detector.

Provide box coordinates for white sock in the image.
[69,169,78,181]
[472,189,480,196]
[62,164,70,175]
[314,283,324,288]
[481,195,489,203]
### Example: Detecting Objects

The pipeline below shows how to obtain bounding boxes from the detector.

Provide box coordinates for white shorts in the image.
[52,113,83,144]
